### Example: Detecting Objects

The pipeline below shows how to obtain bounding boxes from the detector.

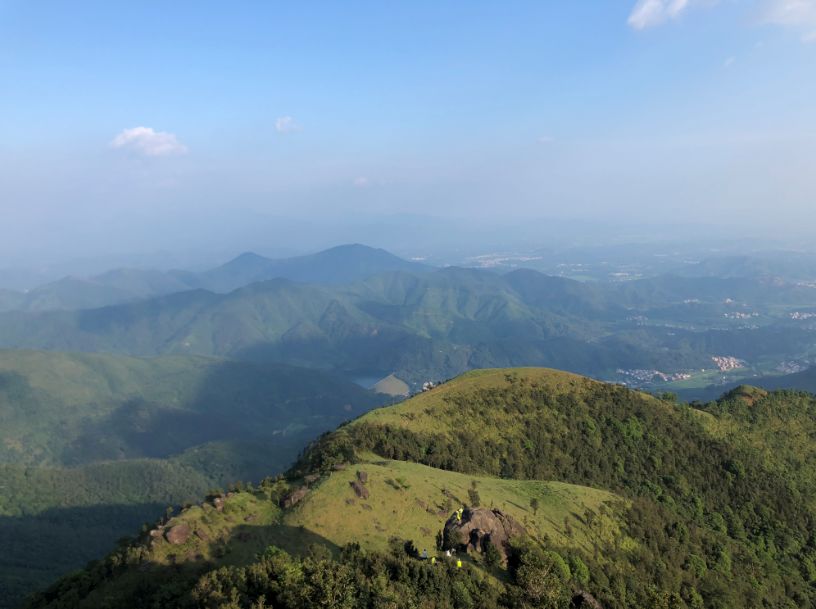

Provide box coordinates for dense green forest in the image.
[23,368,816,609]
[0,350,383,609]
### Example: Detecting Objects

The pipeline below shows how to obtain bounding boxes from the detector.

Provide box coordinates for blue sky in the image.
[1,1,815,260]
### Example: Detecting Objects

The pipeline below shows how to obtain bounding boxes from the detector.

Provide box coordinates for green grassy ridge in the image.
[19,367,816,608]
[355,368,599,435]
[283,455,628,558]
[15,486,290,609]
[0,439,325,609]
[699,387,816,510]
[18,455,625,609]
[677,365,816,402]
[292,367,816,607]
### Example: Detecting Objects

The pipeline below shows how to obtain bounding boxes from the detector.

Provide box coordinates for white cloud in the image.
[628,0,725,30]
[629,0,816,42]
[537,135,556,144]
[110,127,187,157]
[352,176,370,187]
[275,116,300,133]
[762,0,816,41]
[763,0,816,25]
[723,55,737,68]
[628,0,697,29]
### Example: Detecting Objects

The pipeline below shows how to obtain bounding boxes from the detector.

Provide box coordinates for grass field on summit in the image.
[284,454,629,558]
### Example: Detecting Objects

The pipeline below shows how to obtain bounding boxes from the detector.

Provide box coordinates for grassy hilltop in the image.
[22,367,816,609]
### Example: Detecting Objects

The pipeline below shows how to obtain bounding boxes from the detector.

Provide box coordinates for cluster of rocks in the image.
[281,466,357,510]
[280,486,309,509]
[146,491,239,548]
[440,508,604,607]
[441,507,526,561]
[350,470,370,499]
[146,519,196,548]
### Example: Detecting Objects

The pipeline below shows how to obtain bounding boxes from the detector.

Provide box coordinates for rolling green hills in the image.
[0,349,381,467]
[4,265,814,388]
[24,368,816,609]
[676,365,816,402]
[0,349,383,609]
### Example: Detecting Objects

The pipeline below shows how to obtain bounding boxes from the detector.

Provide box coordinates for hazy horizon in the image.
[2,0,815,266]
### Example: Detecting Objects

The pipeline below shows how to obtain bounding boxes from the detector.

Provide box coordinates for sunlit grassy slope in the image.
[356,367,601,436]
[24,366,816,609]
[129,370,634,570]
[283,455,628,557]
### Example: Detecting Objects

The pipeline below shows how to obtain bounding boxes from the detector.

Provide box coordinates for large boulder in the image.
[441,508,526,560]
[165,523,192,545]
[280,486,309,509]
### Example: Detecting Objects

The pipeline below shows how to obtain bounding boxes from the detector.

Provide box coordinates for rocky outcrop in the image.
[165,523,192,545]
[350,479,369,499]
[280,486,309,508]
[441,508,525,560]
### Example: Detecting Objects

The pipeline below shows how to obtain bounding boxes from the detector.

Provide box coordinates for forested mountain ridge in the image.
[0,245,430,313]
[0,350,384,609]
[24,368,816,609]
[2,265,815,386]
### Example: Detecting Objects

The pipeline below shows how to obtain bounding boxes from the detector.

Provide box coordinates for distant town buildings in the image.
[776,360,808,374]
[723,312,757,320]
[711,356,746,372]
[616,369,692,384]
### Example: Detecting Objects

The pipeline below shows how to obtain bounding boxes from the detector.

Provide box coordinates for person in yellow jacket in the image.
[456,559,463,569]
[430,556,436,565]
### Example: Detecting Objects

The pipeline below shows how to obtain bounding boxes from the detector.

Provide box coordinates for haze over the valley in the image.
[2,0,815,271]
[4,3,816,609]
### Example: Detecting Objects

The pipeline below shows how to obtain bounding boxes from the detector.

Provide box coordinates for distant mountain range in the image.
[0,244,430,312]
[2,260,816,385]
[6,244,816,608]
[9,245,816,315]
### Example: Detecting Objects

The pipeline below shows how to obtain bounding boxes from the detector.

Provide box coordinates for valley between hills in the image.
[4,246,816,609]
